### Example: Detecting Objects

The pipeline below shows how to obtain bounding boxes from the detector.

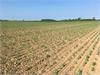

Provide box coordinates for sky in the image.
[0,0,100,20]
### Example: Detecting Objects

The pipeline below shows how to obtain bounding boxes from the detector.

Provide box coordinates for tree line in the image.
[0,17,100,22]
[41,17,97,22]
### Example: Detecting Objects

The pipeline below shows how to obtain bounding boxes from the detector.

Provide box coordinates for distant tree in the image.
[92,17,96,20]
[0,20,8,21]
[22,19,24,21]
[59,19,69,22]
[41,19,57,22]
[77,17,81,20]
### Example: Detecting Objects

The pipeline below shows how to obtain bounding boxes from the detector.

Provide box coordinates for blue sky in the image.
[0,0,100,20]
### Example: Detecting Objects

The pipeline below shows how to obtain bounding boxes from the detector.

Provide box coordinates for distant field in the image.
[0,21,100,75]
[1,21,100,29]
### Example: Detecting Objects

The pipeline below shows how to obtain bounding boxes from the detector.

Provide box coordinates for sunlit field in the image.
[0,21,100,75]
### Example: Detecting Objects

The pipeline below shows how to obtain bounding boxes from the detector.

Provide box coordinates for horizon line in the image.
[1,18,100,21]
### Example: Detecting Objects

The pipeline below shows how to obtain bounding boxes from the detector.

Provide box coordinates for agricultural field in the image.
[0,21,100,75]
